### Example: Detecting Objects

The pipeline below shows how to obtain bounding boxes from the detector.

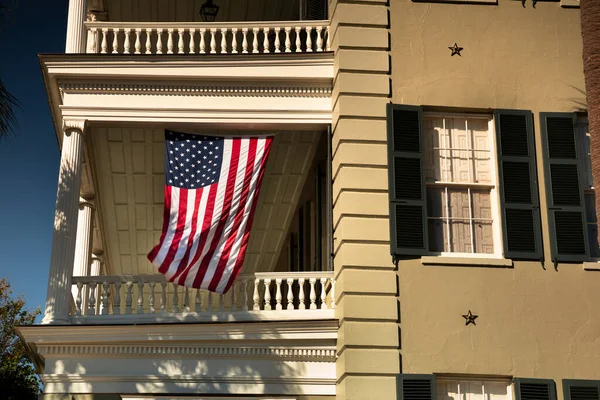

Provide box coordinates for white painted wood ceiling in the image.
[104,0,301,22]
[91,127,319,276]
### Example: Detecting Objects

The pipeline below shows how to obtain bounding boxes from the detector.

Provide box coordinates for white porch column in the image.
[73,198,94,277]
[90,253,103,276]
[65,0,88,53]
[42,120,86,325]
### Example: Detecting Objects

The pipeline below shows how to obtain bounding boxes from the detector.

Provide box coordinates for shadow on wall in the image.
[43,316,308,397]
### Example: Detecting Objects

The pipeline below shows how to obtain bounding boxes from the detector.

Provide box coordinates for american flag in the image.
[148,130,273,294]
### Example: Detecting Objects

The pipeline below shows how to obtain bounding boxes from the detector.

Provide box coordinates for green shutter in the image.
[514,378,557,400]
[563,380,600,400]
[540,113,589,262]
[494,110,543,260]
[397,374,436,400]
[387,104,428,259]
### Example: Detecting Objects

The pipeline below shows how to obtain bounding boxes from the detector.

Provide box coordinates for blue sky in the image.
[0,1,68,317]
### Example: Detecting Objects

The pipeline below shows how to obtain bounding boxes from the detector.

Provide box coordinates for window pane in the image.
[424,116,492,184]
[437,380,460,400]
[437,380,511,400]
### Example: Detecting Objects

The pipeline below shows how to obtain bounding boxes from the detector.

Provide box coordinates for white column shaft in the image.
[42,127,84,324]
[65,0,88,53]
[73,201,94,277]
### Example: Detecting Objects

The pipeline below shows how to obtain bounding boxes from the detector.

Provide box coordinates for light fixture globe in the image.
[199,0,219,22]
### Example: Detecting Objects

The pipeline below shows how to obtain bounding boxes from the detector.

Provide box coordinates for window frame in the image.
[436,376,514,400]
[423,112,504,259]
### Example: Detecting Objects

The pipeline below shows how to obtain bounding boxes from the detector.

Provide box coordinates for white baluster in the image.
[113,282,121,314]
[264,278,272,311]
[241,279,249,311]
[184,287,190,312]
[331,278,336,309]
[88,28,98,53]
[253,279,260,310]
[156,28,164,54]
[178,28,185,54]
[112,28,119,54]
[252,28,259,53]
[167,29,174,54]
[306,26,313,52]
[199,28,206,54]
[320,278,327,310]
[86,27,96,53]
[295,27,301,53]
[286,278,294,310]
[284,27,292,53]
[309,278,317,310]
[207,291,213,312]
[221,28,227,54]
[160,282,167,313]
[189,28,196,54]
[231,283,237,311]
[241,28,249,54]
[316,26,323,52]
[326,26,331,51]
[88,282,97,315]
[231,28,238,53]
[134,28,142,54]
[298,278,306,310]
[100,28,108,54]
[145,29,152,54]
[124,29,131,54]
[125,281,133,314]
[210,28,217,54]
[172,283,179,312]
[262,27,270,53]
[219,294,225,312]
[102,282,109,315]
[137,281,144,313]
[275,279,282,310]
[75,282,83,315]
[274,27,281,53]
[195,289,202,312]
[149,281,156,313]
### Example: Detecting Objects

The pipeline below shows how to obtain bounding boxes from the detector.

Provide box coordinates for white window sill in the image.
[561,0,579,7]
[583,262,600,271]
[421,256,514,268]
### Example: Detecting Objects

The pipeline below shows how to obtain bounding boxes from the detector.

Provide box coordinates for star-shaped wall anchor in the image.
[449,43,464,57]
[462,310,478,326]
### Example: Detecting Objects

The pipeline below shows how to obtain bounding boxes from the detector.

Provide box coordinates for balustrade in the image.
[86,21,331,55]
[71,272,335,319]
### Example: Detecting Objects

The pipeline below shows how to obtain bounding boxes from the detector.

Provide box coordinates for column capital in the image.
[91,252,104,262]
[62,119,87,134]
[79,196,95,209]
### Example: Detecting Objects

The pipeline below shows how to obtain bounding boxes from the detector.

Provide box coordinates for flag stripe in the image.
[170,187,203,283]
[222,139,271,293]
[148,185,172,262]
[209,138,258,292]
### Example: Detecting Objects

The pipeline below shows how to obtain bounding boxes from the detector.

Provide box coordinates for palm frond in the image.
[0,78,19,141]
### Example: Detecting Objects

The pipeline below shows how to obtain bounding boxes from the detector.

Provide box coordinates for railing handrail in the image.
[85,20,330,30]
[71,271,334,284]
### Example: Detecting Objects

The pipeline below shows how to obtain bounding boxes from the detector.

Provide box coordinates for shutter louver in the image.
[397,374,436,400]
[387,104,428,258]
[303,0,327,20]
[494,110,543,260]
[563,380,600,400]
[540,113,589,262]
[514,378,557,400]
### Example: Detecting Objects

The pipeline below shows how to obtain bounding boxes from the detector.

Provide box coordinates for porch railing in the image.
[85,21,331,55]
[70,272,335,322]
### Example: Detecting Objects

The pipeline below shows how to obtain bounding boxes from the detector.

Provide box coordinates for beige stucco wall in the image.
[390,0,600,397]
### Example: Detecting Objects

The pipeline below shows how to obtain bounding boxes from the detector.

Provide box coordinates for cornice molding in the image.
[59,82,332,99]
[37,344,336,362]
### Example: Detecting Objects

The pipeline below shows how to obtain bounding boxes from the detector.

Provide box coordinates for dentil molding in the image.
[37,344,336,362]
[59,82,333,100]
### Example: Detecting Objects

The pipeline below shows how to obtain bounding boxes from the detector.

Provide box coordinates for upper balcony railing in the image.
[70,271,335,324]
[85,21,331,55]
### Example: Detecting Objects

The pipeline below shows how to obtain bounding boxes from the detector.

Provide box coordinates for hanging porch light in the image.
[199,0,220,22]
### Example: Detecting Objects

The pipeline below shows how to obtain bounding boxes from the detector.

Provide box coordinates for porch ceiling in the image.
[90,127,320,276]
[101,0,300,22]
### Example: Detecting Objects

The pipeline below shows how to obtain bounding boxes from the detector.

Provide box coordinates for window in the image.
[437,378,512,400]
[575,119,600,258]
[387,105,543,261]
[423,114,501,256]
